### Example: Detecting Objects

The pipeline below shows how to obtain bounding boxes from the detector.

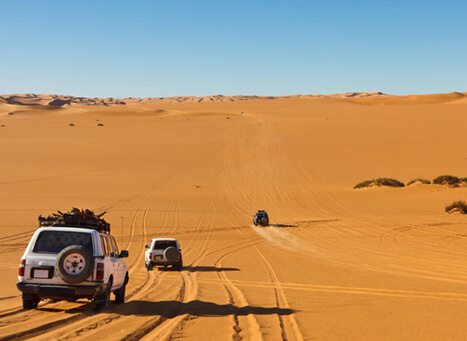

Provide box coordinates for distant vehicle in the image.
[145,238,183,271]
[253,210,269,226]
[16,208,129,311]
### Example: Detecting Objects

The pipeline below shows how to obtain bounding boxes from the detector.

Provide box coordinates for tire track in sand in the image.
[217,112,304,340]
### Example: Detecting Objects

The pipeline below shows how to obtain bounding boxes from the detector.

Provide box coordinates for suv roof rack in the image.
[38,207,110,233]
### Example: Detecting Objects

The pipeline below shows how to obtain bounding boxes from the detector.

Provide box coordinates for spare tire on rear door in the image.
[55,245,94,284]
[164,246,178,262]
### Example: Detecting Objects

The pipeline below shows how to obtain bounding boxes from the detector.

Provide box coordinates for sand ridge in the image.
[0,91,391,108]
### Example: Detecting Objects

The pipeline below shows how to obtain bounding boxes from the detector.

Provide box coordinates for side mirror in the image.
[145,245,149,249]
[120,250,129,258]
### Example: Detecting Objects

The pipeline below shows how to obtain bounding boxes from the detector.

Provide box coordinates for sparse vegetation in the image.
[69,123,75,126]
[97,123,104,126]
[354,175,467,189]
[433,175,460,187]
[407,178,431,186]
[354,178,405,189]
[445,200,467,214]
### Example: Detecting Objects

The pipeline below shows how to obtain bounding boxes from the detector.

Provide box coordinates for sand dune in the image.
[0,92,466,340]
[0,91,390,108]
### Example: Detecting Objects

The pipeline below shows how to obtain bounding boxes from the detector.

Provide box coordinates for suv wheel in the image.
[175,261,183,271]
[114,275,128,304]
[55,245,94,284]
[95,280,112,311]
[22,293,40,310]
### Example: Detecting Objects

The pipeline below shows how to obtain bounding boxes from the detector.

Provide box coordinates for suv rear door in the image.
[23,229,95,285]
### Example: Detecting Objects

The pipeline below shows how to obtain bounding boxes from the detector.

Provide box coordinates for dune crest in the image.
[2,91,466,109]
[0,92,390,107]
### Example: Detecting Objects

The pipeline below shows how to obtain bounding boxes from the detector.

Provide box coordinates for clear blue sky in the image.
[1,0,466,97]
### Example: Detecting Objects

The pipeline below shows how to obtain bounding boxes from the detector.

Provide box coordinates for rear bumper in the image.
[17,282,105,300]
[148,260,181,266]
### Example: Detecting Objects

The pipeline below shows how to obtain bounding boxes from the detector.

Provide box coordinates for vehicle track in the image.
[194,114,304,340]
[68,179,218,341]
[138,201,219,340]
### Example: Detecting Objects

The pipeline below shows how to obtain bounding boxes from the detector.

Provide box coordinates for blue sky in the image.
[0,0,466,97]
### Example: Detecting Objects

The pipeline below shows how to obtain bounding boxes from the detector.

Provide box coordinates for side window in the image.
[105,236,116,258]
[110,236,120,258]
[100,235,109,256]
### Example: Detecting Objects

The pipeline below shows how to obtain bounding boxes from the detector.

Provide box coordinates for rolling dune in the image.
[0,92,466,340]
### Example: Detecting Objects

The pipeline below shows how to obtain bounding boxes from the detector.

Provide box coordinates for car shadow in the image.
[270,224,298,228]
[159,266,240,272]
[41,301,96,315]
[117,300,295,318]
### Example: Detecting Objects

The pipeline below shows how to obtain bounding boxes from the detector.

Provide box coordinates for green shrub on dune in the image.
[433,175,460,187]
[354,178,405,189]
[445,200,467,214]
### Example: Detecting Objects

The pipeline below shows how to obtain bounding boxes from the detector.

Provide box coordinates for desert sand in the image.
[0,92,466,340]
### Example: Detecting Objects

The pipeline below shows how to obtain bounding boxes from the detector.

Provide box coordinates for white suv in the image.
[145,238,182,271]
[17,224,129,311]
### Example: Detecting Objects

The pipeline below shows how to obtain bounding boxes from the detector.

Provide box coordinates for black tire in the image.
[22,293,40,310]
[263,217,269,226]
[146,263,153,271]
[55,245,94,284]
[175,261,183,271]
[95,279,112,311]
[114,285,126,304]
[164,246,178,262]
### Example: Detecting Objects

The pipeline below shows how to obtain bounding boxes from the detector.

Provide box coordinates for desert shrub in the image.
[433,175,460,187]
[407,178,431,186]
[460,177,467,183]
[445,200,467,214]
[354,178,405,189]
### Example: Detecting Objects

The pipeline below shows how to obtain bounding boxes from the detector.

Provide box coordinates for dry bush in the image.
[433,175,460,187]
[445,200,467,214]
[354,178,405,189]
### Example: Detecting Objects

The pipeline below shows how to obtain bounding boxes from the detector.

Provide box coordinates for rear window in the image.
[33,231,93,254]
[152,241,176,250]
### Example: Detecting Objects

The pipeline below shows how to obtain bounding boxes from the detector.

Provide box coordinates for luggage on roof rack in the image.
[38,207,110,233]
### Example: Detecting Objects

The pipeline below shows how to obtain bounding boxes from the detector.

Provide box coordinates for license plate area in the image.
[154,255,162,260]
[31,267,54,279]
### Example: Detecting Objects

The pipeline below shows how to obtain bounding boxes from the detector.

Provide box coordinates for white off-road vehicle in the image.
[16,209,129,311]
[145,238,182,271]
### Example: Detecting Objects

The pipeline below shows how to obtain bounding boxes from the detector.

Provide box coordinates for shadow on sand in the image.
[269,224,298,228]
[118,300,295,318]
[158,265,239,272]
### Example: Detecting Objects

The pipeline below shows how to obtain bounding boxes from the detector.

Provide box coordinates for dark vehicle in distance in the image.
[253,210,269,226]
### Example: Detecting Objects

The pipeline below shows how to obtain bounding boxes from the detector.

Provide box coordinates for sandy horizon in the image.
[1,91,467,340]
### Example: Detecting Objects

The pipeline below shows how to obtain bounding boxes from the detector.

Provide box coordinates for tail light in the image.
[149,252,152,260]
[18,259,26,277]
[178,253,181,260]
[96,262,104,280]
